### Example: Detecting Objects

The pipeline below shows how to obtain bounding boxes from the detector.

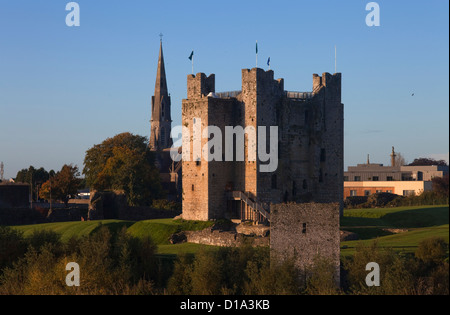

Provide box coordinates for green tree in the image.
[83,132,163,206]
[432,175,449,198]
[15,166,50,201]
[40,164,82,207]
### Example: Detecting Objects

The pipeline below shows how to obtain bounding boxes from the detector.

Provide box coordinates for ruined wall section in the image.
[270,202,340,285]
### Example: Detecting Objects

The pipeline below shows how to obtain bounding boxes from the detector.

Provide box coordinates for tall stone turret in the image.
[149,41,173,151]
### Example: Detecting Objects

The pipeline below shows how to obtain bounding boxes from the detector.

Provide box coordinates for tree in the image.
[432,175,449,198]
[15,166,50,201]
[408,158,448,166]
[40,164,82,207]
[83,132,163,206]
[395,152,408,166]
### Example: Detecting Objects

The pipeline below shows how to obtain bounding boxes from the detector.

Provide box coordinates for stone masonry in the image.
[181,68,344,221]
[270,202,341,285]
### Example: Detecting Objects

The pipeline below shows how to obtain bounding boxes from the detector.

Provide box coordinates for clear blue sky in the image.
[0,0,448,179]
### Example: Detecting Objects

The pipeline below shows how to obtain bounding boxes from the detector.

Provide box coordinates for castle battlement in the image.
[187,73,215,99]
[182,67,344,222]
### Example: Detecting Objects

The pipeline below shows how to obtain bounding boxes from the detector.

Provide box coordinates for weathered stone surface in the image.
[182,68,344,221]
[180,224,270,248]
[270,202,340,285]
[236,223,270,237]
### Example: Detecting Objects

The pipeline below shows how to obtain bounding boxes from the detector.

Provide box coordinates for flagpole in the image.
[335,45,337,74]
[256,40,258,68]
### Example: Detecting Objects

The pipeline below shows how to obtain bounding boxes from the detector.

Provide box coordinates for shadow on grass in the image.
[382,207,449,228]
[343,227,394,240]
[91,221,135,235]
[342,206,449,229]
[340,216,384,227]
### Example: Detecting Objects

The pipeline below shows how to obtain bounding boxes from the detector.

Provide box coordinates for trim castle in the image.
[149,42,344,282]
[181,68,344,222]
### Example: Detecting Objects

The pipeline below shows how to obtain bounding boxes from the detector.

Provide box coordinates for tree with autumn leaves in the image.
[39,164,82,207]
[82,132,163,206]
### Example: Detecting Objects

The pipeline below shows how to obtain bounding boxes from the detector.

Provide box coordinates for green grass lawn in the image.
[341,205,449,228]
[13,220,134,242]
[10,205,449,258]
[340,205,449,256]
[11,218,215,255]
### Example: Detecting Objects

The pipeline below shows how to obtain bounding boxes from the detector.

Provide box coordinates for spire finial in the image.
[159,33,164,42]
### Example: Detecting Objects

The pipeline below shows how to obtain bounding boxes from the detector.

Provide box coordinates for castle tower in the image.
[149,41,173,151]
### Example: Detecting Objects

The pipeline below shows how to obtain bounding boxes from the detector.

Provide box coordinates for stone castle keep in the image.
[149,43,344,283]
[181,68,344,222]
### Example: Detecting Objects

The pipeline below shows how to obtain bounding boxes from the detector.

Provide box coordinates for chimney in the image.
[390,147,396,167]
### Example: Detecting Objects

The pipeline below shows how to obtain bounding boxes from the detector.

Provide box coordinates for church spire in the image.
[150,39,172,151]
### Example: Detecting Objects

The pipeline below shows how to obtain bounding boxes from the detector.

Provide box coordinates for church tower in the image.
[149,40,173,151]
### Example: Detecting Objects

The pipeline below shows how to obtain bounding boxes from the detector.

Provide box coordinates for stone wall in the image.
[0,208,45,225]
[181,68,344,222]
[118,206,181,221]
[184,227,269,248]
[88,190,180,221]
[270,202,340,285]
[0,184,30,209]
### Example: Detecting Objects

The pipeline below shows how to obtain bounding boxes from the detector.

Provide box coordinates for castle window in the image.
[350,190,357,197]
[271,174,277,189]
[302,223,307,234]
[320,149,326,162]
[196,160,201,166]
[364,190,371,196]
[387,176,393,181]
[192,185,195,191]
[373,176,379,181]
[354,176,361,182]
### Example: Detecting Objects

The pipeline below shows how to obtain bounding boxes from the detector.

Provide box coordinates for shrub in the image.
[305,257,341,295]
[0,226,26,273]
[415,237,448,267]
[343,241,415,295]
